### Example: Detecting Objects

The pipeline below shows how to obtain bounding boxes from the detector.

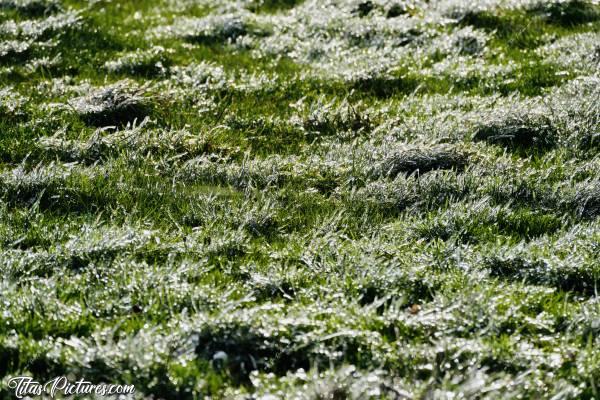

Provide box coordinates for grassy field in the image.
[0,0,599,398]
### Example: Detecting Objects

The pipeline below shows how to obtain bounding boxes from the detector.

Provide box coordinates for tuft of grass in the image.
[68,81,152,126]
[246,0,304,13]
[104,46,172,77]
[0,0,59,16]
[377,146,469,178]
[573,181,600,219]
[532,0,600,26]
[473,116,559,151]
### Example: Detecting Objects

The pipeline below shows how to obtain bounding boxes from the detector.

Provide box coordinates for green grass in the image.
[0,0,600,398]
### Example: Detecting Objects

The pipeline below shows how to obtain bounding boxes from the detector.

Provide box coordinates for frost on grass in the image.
[155,14,257,44]
[0,0,60,16]
[0,11,81,39]
[537,32,600,73]
[244,366,404,400]
[60,225,155,268]
[169,62,229,92]
[68,80,151,126]
[0,39,32,61]
[473,114,560,151]
[0,86,26,116]
[22,53,61,73]
[430,26,490,56]
[178,154,302,189]
[530,0,600,26]
[2,0,600,397]
[572,180,600,219]
[350,170,470,213]
[376,145,469,178]
[483,224,600,294]
[104,46,172,77]
[292,96,374,139]
[38,119,210,162]
[0,162,100,207]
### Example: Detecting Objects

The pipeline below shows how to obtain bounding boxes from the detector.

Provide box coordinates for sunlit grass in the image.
[0,0,599,398]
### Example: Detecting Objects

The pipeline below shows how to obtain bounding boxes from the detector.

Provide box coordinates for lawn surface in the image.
[1,0,600,398]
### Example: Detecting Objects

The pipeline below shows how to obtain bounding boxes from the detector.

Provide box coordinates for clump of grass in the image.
[250,275,296,301]
[411,201,563,243]
[0,11,81,40]
[377,146,469,179]
[104,46,172,77]
[297,97,373,139]
[192,315,310,381]
[573,180,600,219]
[578,131,600,152]
[60,224,155,269]
[241,203,280,237]
[223,114,304,154]
[0,162,98,208]
[0,39,32,63]
[473,115,559,151]
[0,0,60,16]
[352,169,469,215]
[531,0,600,26]
[352,1,376,18]
[387,2,413,18]
[455,9,545,49]
[0,86,25,117]
[485,254,599,295]
[246,0,304,13]
[68,81,152,127]
[452,26,488,55]
[537,32,600,73]
[201,227,250,259]
[173,15,252,44]
[38,119,210,163]
[250,366,401,400]
[350,71,420,98]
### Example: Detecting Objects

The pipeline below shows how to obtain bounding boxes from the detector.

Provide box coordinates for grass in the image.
[0,0,599,399]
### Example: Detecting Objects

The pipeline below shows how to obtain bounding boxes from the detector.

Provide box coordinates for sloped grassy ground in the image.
[0,0,599,398]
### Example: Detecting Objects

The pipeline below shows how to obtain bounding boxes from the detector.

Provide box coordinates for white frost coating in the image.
[537,32,600,73]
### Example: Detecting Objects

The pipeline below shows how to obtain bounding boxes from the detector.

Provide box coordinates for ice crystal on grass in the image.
[431,26,490,56]
[0,86,26,115]
[473,115,560,151]
[245,0,305,13]
[34,75,93,97]
[351,170,470,213]
[169,62,228,91]
[60,225,155,268]
[3,0,600,397]
[0,11,81,39]
[0,39,32,61]
[294,96,373,139]
[485,250,599,295]
[376,145,469,178]
[156,14,258,44]
[178,155,295,189]
[537,32,600,73]
[68,81,151,127]
[0,0,60,16]
[573,180,600,219]
[104,46,172,77]
[38,119,210,163]
[0,162,101,208]
[531,0,600,26]
[245,366,403,400]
